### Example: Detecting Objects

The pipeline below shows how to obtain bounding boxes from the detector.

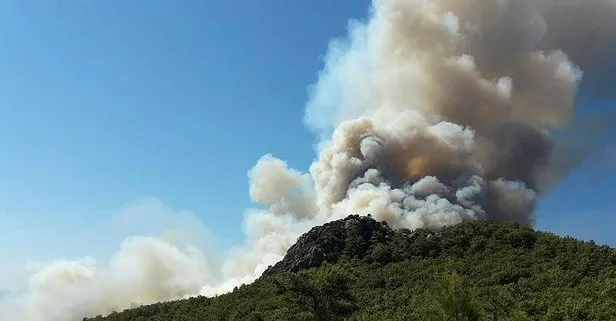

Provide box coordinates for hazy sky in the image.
[0,0,614,292]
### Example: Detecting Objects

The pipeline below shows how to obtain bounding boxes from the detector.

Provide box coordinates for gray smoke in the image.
[305,0,616,229]
[2,0,615,320]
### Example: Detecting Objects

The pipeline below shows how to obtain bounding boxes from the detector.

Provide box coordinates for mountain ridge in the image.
[85,215,616,321]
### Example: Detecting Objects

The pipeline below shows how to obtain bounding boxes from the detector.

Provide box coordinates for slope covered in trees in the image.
[85,216,616,321]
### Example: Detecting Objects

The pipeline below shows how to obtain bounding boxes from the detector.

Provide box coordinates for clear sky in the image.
[0,0,614,291]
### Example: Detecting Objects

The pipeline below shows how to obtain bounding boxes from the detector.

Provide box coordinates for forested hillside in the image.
[85,216,616,321]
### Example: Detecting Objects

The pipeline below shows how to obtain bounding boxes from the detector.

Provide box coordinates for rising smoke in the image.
[2,0,615,320]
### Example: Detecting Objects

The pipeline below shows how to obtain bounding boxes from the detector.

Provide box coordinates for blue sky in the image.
[0,0,614,290]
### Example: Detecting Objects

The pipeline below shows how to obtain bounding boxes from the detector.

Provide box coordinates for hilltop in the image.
[85,216,616,321]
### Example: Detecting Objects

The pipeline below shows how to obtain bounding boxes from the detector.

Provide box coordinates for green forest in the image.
[85,216,616,321]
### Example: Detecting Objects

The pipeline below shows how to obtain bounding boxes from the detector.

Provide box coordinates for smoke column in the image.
[2,0,615,320]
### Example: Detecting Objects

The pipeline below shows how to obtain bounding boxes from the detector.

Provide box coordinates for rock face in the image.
[259,214,549,280]
[261,215,394,278]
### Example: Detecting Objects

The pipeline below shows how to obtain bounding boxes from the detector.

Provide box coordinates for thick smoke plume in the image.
[2,0,615,320]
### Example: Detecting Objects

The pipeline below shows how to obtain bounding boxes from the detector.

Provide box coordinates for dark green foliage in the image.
[419,272,482,321]
[271,264,357,320]
[85,219,616,321]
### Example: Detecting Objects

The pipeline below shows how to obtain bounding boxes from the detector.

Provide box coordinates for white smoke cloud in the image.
[0,199,220,321]
[3,0,616,320]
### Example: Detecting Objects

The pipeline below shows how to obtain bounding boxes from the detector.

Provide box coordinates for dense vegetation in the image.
[85,216,616,321]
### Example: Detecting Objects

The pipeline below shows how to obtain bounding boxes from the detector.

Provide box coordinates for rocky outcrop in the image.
[260,215,393,278]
